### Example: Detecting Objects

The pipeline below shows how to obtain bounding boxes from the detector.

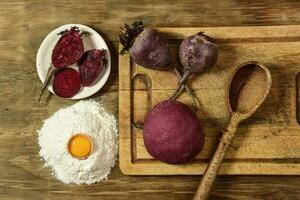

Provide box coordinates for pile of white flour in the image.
[38,100,118,185]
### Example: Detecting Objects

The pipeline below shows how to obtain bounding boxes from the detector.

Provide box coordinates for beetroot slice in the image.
[52,26,84,68]
[78,49,106,86]
[53,68,81,98]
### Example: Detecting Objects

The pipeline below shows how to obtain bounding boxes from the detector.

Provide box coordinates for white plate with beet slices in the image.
[36,24,111,99]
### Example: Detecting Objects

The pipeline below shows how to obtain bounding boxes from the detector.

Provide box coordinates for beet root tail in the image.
[168,70,192,101]
[37,66,63,103]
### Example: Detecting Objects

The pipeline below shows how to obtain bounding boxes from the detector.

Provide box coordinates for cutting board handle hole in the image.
[131,73,152,129]
[296,72,300,125]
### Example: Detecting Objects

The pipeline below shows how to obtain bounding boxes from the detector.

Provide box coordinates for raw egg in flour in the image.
[68,134,93,159]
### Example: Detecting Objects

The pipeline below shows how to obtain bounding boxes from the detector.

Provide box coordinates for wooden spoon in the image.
[193,61,272,200]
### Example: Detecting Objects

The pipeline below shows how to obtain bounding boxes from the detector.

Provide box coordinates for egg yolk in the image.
[68,134,92,158]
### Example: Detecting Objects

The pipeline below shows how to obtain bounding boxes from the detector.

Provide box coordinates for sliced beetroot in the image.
[78,49,106,86]
[52,26,84,68]
[53,68,81,98]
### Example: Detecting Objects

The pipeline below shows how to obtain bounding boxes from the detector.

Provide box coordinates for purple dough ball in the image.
[143,100,205,164]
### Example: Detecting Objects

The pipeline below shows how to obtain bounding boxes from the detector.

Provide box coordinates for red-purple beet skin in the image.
[78,49,106,86]
[119,21,172,70]
[130,29,172,70]
[143,100,205,164]
[179,32,218,73]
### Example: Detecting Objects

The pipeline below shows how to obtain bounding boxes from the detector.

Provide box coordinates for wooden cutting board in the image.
[119,25,300,175]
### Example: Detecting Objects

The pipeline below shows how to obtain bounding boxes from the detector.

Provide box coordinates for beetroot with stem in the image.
[143,100,205,164]
[119,21,199,110]
[53,68,81,98]
[78,49,106,86]
[169,32,218,100]
[119,21,172,69]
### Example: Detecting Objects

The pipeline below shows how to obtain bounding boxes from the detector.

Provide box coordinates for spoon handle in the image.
[193,114,239,200]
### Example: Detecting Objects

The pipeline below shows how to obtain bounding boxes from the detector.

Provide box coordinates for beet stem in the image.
[36,65,63,103]
[184,83,199,112]
[197,32,216,43]
[80,31,90,37]
[169,84,184,100]
[168,69,192,101]
[170,68,199,112]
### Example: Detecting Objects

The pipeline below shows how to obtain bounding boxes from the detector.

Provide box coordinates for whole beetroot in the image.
[78,49,106,86]
[143,100,205,164]
[119,21,172,70]
[119,21,199,110]
[180,32,218,74]
[169,32,218,100]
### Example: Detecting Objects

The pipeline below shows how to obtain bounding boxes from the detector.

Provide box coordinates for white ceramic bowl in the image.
[36,24,111,99]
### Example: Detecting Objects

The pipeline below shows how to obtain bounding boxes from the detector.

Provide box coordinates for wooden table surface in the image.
[1,1,300,199]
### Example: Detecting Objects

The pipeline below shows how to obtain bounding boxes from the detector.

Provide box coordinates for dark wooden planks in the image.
[1,0,300,199]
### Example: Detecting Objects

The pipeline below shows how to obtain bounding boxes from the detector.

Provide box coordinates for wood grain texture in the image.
[194,63,272,200]
[119,25,300,175]
[1,0,300,199]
